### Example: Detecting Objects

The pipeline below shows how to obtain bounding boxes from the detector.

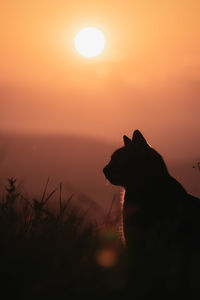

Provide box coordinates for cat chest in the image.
[123,202,165,244]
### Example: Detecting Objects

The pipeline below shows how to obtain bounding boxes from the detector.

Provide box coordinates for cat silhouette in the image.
[103,130,200,300]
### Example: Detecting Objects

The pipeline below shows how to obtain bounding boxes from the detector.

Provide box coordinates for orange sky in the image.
[1,0,200,160]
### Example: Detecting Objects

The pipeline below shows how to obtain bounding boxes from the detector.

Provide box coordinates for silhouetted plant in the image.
[0,178,125,300]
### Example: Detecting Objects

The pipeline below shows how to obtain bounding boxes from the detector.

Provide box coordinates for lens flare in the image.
[96,248,117,268]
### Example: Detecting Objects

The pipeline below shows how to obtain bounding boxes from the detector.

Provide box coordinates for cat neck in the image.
[124,174,186,202]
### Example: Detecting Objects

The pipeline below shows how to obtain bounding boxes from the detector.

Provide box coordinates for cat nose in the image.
[103,166,108,174]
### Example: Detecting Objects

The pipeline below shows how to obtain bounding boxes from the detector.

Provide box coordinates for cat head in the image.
[103,130,167,188]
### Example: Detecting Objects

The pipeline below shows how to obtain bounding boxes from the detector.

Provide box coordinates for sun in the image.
[74,27,105,58]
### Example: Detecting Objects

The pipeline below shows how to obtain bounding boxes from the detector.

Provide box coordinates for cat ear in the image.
[123,135,131,146]
[132,130,149,147]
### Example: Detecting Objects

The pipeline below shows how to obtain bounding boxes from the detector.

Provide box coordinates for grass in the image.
[0,178,126,299]
[1,170,200,299]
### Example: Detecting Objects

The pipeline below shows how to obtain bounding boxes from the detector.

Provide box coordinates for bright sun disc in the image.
[74,27,105,58]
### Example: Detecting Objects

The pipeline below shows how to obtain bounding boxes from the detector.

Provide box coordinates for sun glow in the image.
[74,27,105,58]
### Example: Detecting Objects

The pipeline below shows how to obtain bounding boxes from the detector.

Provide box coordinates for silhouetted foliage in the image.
[0,178,125,300]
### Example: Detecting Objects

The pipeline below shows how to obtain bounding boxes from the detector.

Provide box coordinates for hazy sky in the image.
[1,0,200,159]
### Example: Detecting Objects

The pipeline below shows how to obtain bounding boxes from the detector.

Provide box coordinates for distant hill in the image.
[0,131,199,219]
[0,132,120,219]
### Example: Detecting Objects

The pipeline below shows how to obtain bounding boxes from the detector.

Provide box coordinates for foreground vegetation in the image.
[0,178,126,299]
